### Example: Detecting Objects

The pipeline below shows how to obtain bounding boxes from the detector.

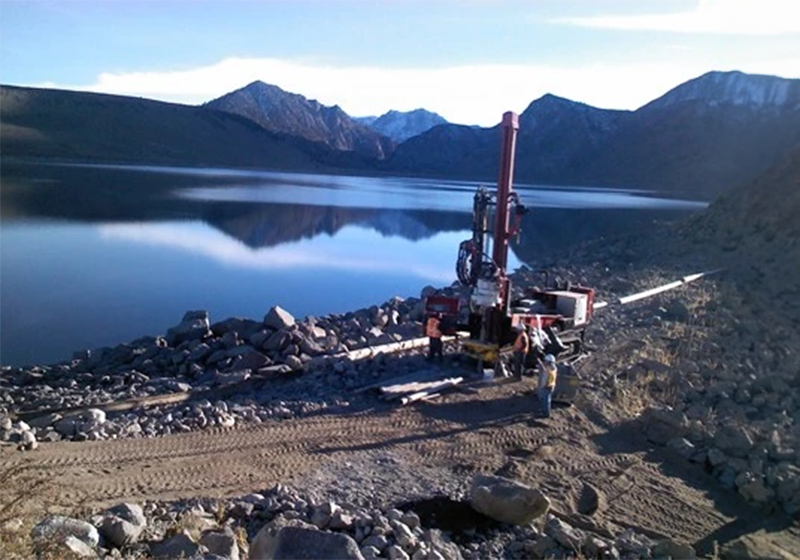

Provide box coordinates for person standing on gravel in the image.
[425,312,443,362]
[512,324,530,379]
[537,354,558,418]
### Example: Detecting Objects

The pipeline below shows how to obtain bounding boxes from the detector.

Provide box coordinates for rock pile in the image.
[515,262,800,517]
[19,478,690,560]
[1,297,435,445]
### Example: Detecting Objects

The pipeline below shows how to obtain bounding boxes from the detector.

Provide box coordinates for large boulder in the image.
[264,306,296,330]
[150,531,204,559]
[714,425,754,458]
[100,503,147,547]
[32,515,99,549]
[166,310,212,346]
[469,474,550,525]
[640,406,688,446]
[250,518,363,560]
[200,528,240,560]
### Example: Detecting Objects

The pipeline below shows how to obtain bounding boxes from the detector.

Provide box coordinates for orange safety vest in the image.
[514,330,530,354]
[426,316,442,338]
[545,363,558,389]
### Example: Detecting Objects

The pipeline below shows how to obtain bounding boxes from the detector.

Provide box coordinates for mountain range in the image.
[2,70,799,200]
[354,109,448,143]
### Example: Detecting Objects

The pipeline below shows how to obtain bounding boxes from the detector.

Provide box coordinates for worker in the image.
[537,354,558,418]
[512,324,530,379]
[425,312,443,362]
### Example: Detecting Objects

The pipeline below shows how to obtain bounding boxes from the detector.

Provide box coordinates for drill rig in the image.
[440,112,595,373]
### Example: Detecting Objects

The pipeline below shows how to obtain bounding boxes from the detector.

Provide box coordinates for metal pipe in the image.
[492,111,519,272]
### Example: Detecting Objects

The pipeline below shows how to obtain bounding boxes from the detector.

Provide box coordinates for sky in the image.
[1,0,799,126]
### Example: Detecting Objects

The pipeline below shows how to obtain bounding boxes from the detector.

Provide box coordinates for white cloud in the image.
[553,0,800,35]
[36,51,800,126]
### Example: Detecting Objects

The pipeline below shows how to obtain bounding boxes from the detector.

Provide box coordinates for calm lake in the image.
[0,161,707,367]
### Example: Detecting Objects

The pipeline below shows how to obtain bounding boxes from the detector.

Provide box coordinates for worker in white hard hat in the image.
[536,354,558,418]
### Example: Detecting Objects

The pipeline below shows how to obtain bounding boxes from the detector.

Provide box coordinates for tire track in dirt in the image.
[0,382,742,546]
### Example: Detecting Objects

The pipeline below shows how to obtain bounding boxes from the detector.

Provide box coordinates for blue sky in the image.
[1,0,799,125]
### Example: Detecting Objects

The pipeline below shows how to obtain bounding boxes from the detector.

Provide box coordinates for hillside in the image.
[205,81,394,160]
[680,145,800,323]
[387,71,800,199]
[0,85,355,171]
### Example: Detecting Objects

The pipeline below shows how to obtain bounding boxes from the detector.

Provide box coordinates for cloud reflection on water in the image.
[97,221,474,284]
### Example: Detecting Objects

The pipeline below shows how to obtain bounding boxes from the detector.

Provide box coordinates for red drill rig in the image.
[428,111,595,377]
[424,111,720,398]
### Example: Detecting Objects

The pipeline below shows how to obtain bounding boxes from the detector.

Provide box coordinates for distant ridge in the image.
[3,70,800,200]
[644,70,800,110]
[386,71,800,199]
[0,85,340,169]
[355,109,448,143]
[205,81,394,160]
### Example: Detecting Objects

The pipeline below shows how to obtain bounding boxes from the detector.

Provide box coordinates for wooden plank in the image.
[400,377,464,405]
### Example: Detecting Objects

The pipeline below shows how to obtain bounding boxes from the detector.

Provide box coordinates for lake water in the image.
[0,161,707,367]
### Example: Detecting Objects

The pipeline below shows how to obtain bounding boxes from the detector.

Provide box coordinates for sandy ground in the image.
[3,363,799,557]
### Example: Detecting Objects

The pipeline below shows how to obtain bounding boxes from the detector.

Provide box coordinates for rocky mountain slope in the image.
[387,71,800,199]
[205,81,394,160]
[355,108,448,143]
[0,85,362,171]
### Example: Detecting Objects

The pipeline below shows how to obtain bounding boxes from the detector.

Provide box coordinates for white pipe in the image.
[594,269,721,310]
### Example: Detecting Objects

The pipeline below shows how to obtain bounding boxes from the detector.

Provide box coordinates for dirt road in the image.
[6,375,794,555]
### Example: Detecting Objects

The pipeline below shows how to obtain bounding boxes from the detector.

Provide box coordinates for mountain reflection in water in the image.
[0,162,705,366]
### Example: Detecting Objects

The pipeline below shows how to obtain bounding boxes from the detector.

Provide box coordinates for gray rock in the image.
[641,407,687,445]
[82,408,107,424]
[32,515,100,548]
[362,534,390,551]
[27,412,63,429]
[422,529,463,560]
[738,479,774,503]
[285,355,304,371]
[545,515,584,550]
[667,437,697,459]
[653,538,696,558]
[329,509,355,531]
[361,545,382,559]
[387,544,411,560]
[311,501,340,529]
[390,519,416,548]
[255,525,364,560]
[265,306,296,331]
[101,516,143,547]
[166,310,212,346]
[235,350,271,371]
[615,528,655,557]
[200,528,240,560]
[264,331,293,353]
[529,535,559,559]
[715,425,754,458]
[150,531,204,559]
[583,535,618,559]
[18,429,38,451]
[59,535,97,557]
[54,416,79,437]
[400,511,420,530]
[107,502,146,528]
[470,474,550,525]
